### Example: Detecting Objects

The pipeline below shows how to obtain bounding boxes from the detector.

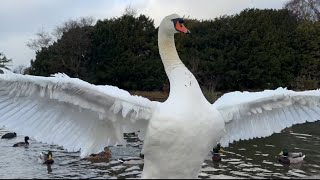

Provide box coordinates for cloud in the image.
[0,32,35,68]
[0,0,133,68]
[138,0,288,26]
[0,0,289,68]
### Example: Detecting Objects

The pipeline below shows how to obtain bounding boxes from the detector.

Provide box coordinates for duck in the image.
[0,14,320,179]
[12,136,29,147]
[211,143,225,162]
[1,132,17,139]
[278,148,305,164]
[39,150,54,164]
[139,153,144,159]
[85,147,112,162]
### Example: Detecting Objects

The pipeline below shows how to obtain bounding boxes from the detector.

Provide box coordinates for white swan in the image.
[0,14,320,178]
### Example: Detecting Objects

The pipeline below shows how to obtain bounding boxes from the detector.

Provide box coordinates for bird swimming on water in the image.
[0,13,320,178]
[85,147,112,162]
[278,148,305,164]
[39,150,54,164]
[211,143,225,162]
[13,136,29,147]
[1,132,17,139]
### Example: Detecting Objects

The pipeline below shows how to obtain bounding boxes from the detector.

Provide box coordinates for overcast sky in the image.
[0,0,289,69]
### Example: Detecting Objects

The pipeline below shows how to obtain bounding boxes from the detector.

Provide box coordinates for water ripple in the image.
[1,121,320,178]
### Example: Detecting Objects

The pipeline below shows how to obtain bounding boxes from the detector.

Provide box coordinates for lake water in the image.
[0,121,320,179]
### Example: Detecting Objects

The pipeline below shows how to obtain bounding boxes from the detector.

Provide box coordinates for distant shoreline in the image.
[130,91,169,102]
[129,90,223,103]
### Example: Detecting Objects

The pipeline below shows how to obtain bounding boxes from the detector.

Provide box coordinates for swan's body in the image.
[0,14,320,178]
[142,79,224,178]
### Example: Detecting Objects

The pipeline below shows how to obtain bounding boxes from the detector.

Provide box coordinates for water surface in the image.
[0,121,320,179]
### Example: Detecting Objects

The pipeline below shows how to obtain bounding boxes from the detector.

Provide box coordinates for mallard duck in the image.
[12,136,29,147]
[1,132,16,139]
[40,151,54,164]
[1,14,320,178]
[211,143,225,161]
[278,149,305,164]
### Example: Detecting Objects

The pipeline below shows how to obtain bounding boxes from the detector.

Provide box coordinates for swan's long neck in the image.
[158,28,183,75]
[158,27,207,102]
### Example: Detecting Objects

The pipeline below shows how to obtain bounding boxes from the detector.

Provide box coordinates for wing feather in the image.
[214,87,320,147]
[0,72,158,157]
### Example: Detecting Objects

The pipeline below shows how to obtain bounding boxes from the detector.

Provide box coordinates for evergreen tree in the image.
[0,52,12,69]
[29,8,320,91]
[88,14,165,90]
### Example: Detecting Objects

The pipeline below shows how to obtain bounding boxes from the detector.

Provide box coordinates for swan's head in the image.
[159,14,190,35]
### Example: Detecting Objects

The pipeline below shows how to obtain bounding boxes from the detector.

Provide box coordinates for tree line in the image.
[3,1,320,92]
[0,53,12,69]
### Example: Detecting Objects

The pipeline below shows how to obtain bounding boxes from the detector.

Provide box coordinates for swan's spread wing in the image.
[0,72,158,157]
[0,68,13,74]
[213,87,320,147]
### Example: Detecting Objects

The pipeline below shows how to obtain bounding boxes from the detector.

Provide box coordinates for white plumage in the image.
[0,72,155,156]
[0,14,320,178]
[214,87,320,147]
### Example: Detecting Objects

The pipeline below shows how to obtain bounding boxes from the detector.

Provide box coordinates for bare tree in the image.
[284,0,320,21]
[26,28,53,51]
[27,17,95,51]
[53,16,95,39]
[13,65,27,74]
[124,5,137,16]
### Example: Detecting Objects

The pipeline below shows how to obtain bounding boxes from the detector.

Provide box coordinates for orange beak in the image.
[175,22,190,34]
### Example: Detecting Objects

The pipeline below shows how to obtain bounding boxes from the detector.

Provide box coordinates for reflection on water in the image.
[0,121,320,179]
[46,164,53,173]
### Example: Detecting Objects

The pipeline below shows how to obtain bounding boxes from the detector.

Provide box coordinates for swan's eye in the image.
[171,18,185,25]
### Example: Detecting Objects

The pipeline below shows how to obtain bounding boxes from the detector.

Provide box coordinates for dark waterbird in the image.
[211,143,225,162]
[1,132,16,139]
[13,136,29,147]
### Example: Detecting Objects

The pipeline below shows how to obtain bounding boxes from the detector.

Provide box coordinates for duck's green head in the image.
[279,149,289,157]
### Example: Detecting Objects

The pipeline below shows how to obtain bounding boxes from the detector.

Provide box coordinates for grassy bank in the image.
[130,91,169,102]
[130,88,222,103]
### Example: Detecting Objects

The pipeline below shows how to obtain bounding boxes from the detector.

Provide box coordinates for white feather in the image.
[0,68,13,74]
[0,73,158,157]
[214,87,320,147]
